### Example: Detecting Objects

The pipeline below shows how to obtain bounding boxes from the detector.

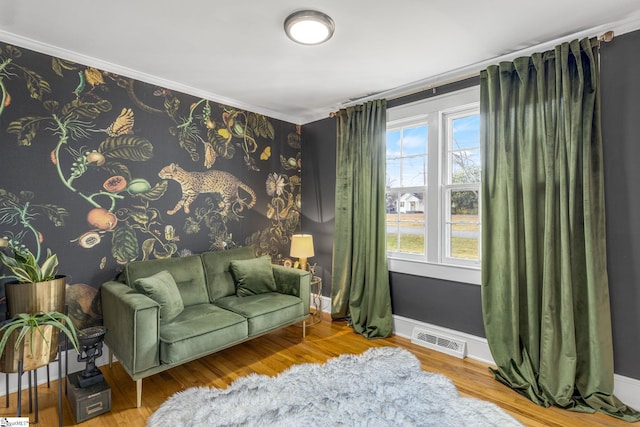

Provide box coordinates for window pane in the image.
[386,158,400,188]
[452,115,480,150]
[450,114,480,185]
[449,190,479,260]
[386,192,400,214]
[387,130,401,158]
[398,193,425,254]
[402,156,425,186]
[399,231,424,254]
[402,126,427,156]
[386,223,399,251]
[451,190,478,215]
[451,148,481,184]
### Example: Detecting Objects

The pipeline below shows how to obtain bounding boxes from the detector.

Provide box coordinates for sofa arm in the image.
[272,265,311,315]
[101,281,160,377]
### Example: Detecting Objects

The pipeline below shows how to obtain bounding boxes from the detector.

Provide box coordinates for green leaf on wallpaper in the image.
[4,45,22,59]
[248,114,275,140]
[6,116,43,146]
[18,191,34,201]
[285,210,300,232]
[99,135,153,161]
[39,204,69,227]
[111,225,139,264]
[0,189,18,205]
[210,131,235,159]
[135,180,167,201]
[61,99,111,120]
[178,139,199,162]
[101,161,132,181]
[128,210,151,225]
[287,132,301,149]
[164,97,180,120]
[21,68,51,101]
[51,58,77,77]
[43,100,60,114]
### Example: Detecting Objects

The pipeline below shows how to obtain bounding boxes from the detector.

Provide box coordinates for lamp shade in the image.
[290,234,314,258]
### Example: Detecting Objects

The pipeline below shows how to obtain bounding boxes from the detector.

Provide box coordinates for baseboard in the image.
[392,314,495,364]
[613,374,640,411]
[392,314,640,411]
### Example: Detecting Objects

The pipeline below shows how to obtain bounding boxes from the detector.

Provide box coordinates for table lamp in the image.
[290,234,314,271]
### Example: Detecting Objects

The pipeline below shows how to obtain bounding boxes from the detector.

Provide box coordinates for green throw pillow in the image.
[134,270,184,323]
[230,256,277,297]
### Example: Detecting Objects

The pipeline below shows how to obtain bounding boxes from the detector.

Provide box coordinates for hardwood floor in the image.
[0,314,632,426]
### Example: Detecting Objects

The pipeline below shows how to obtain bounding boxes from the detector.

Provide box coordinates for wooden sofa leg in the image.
[109,348,113,368]
[136,379,142,408]
[303,319,306,340]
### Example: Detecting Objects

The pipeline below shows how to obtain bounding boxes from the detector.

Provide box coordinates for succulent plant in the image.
[0,246,58,283]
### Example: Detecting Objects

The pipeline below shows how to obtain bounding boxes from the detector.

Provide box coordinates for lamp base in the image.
[298,257,308,271]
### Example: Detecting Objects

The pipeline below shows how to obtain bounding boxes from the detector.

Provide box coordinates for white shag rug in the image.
[147,346,522,427]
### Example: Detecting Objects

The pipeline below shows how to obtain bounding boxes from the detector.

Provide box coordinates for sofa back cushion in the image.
[124,255,208,306]
[230,256,277,297]
[133,270,184,323]
[201,246,255,301]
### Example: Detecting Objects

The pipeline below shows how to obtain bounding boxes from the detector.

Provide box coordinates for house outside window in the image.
[386,86,481,284]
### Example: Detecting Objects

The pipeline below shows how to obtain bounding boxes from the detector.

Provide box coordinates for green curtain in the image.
[480,38,640,421]
[331,99,393,339]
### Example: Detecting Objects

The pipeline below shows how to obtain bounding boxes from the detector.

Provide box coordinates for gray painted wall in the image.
[601,30,640,380]
[301,29,640,380]
[301,119,336,296]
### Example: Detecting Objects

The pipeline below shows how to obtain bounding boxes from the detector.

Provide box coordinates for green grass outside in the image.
[387,233,478,260]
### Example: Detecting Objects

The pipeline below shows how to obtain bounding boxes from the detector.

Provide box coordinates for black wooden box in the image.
[66,371,111,422]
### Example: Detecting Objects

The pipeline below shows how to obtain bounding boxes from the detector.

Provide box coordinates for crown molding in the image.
[0,29,303,125]
[336,12,640,111]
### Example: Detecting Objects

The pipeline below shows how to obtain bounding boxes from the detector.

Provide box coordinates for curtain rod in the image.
[331,30,615,117]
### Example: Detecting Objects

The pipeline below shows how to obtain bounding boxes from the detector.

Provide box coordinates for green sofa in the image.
[100,246,310,407]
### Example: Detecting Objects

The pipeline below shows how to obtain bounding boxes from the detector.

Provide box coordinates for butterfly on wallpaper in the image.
[260,146,271,160]
[106,107,135,136]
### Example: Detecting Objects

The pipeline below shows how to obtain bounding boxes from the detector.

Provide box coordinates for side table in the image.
[308,276,322,326]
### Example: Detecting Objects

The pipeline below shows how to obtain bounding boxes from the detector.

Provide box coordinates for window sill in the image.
[387,257,480,285]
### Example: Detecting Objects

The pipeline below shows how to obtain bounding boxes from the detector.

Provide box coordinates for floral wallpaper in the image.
[0,42,302,330]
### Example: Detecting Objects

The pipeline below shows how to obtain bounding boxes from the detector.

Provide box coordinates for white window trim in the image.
[387,86,481,285]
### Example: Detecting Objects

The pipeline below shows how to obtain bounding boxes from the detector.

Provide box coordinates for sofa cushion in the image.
[133,270,184,323]
[230,256,277,297]
[124,254,209,306]
[215,293,304,336]
[201,246,255,301]
[159,304,248,365]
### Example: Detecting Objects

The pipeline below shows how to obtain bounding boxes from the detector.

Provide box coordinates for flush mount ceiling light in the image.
[284,10,335,45]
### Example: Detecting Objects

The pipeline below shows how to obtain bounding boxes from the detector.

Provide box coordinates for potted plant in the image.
[0,311,80,372]
[0,245,69,372]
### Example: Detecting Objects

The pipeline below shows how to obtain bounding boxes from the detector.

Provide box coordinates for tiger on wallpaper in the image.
[158,163,257,215]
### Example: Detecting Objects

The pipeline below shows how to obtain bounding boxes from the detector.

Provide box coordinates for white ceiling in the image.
[1,1,640,124]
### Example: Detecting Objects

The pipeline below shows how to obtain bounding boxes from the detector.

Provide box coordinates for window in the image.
[386,86,481,284]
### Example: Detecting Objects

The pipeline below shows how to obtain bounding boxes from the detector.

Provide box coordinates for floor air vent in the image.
[411,327,467,359]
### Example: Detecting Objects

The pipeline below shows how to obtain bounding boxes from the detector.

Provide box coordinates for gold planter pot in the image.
[0,325,55,372]
[1,276,67,372]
